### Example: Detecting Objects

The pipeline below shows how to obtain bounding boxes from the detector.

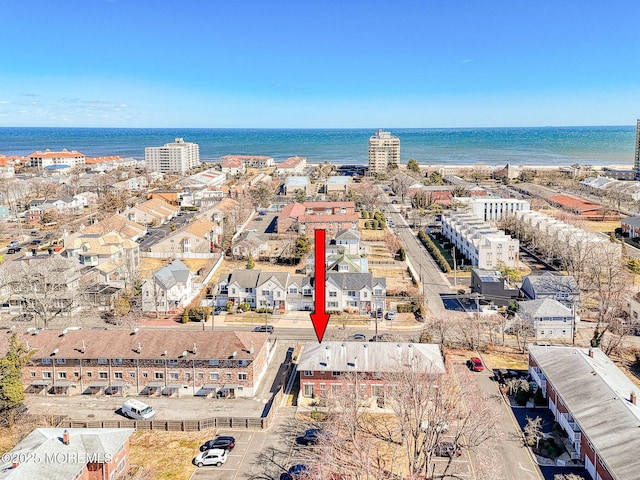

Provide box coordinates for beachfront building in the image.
[442,213,519,269]
[466,198,530,222]
[368,130,400,175]
[29,149,86,170]
[145,138,200,174]
[275,156,307,176]
[635,119,640,181]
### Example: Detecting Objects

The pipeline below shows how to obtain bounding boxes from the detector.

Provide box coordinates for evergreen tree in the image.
[246,255,255,269]
[0,334,35,412]
[407,158,420,174]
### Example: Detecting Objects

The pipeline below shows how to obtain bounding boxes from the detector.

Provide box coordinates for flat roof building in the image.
[145,138,200,174]
[368,130,400,175]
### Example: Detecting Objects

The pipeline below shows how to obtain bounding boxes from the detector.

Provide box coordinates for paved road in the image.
[472,360,543,480]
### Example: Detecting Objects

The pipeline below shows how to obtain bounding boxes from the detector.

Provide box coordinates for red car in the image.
[468,357,484,372]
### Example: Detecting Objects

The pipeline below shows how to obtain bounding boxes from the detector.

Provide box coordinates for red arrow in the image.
[310,229,330,343]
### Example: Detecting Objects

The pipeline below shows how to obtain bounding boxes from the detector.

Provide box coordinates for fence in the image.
[56,357,295,432]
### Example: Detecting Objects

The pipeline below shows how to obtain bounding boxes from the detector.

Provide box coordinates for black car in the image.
[31,239,42,245]
[298,428,322,445]
[253,325,274,333]
[434,441,462,457]
[199,435,236,452]
[7,247,21,254]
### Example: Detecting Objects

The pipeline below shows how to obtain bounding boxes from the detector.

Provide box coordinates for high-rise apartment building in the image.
[368,130,400,174]
[635,120,640,181]
[145,138,200,174]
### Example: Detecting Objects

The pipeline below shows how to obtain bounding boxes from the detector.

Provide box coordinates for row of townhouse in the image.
[124,197,179,225]
[220,155,275,175]
[29,149,86,169]
[4,329,272,399]
[442,213,519,268]
[26,196,88,222]
[216,269,386,314]
[274,156,307,176]
[297,342,445,407]
[528,345,640,480]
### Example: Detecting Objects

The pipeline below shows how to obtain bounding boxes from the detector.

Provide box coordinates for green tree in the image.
[427,171,444,185]
[627,257,640,276]
[506,300,520,318]
[0,334,35,413]
[295,189,307,203]
[249,183,275,208]
[246,255,255,269]
[498,261,522,283]
[407,158,420,174]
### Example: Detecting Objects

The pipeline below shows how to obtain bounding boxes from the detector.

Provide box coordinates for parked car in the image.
[120,399,156,420]
[369,334,395,342]
[199,435,236,451]
[298,428,322,445]
[386,311,397,321]
[7,247,21,254]
[280,464,309,480]
[347,333,367,342]
[253,325,274,333]
[7,240,19,248]
[31,239,42,245]
[193,448,227,467]
[467,357,484,372]
[434,441,462,457]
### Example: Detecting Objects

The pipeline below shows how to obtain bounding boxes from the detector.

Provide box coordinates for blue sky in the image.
[1,0,639,128]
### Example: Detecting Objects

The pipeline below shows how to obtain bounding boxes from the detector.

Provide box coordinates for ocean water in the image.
[0,126,635,167]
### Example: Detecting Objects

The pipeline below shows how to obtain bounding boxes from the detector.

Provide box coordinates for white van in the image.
[121,399,156,420]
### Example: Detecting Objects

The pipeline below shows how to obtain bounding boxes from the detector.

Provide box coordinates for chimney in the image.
[588,348,594,358]
[632,392,637,405]
[249,342,254,355]
[192,343,197,354]
[81,340,86,354]
[62,430,70,445]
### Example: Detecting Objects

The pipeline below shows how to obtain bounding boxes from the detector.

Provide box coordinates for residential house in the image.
[327,252,368,273]
[4,329,272,398]
[125,198,179,226]
[469,268,519,306]
[516,298,578,340]
[277,201,359,236]
[285,275,314,312]
[255,271,290,313]
[0,155,15,179]
[284,176,312,196]
[141,259,196,314]
[0,428,133,480]
[521,272,580,306]
[326,272,386,314]
[329,229,365,256]
[467,197,530,222]
[220,156,246,176]
[218,269,262,309]
[148,218,219,257]
[548,194,618,220]
[64,232,140,288]
[83,214,147,240]
[73,191,98,207]
[231,231,268,259]
[275,156,307,176]
[325,176,352,195]
[297,342,445,407]
[528,345,640,480]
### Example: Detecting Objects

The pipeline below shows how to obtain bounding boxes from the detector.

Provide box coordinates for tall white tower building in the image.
[635,120,640,181]
[368,130,400,175]
[145,138,200,174]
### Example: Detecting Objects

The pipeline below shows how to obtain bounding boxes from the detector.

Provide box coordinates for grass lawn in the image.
[129,430,215,480]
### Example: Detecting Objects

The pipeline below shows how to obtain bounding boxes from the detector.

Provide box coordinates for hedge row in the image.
[417,231,451,273]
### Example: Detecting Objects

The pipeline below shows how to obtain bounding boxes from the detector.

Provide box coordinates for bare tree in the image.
[524,415,544,449]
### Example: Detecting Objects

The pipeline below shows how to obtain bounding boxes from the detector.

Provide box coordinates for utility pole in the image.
[452,248,457,287]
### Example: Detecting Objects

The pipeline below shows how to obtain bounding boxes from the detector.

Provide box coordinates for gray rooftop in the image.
[327,272,386,291]
[298,342,445,374]
[153,258,191,289]
[529,346,640,479]
[518,298,572,318]
[0,428,134,480]
[524,272,579,293]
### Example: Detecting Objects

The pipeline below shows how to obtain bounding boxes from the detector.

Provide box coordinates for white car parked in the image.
[193,448,227,467]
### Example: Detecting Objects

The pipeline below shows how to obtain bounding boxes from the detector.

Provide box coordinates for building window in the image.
[210,373,219,381]
[74,371,79,378]
[43,371,52,379]
[30,371,36,378]
[332,371,340,377]
[303,384,315,398]
[238,372,247,381]
[154,372,163,380]
[169,372,179,380]
[98,359,108,365]
[130,372,136,378]
[209,360,219,366]
[41,358,52,365]
[86,372,92,378]
[374,289,383,295]
[113,358,123,365]
[58,372,66,379]
[168,359,178,366]
[304,370,313,377]
[114,372,123,379]
[56,358,66,364]
[329,291,337,297]
[99,372,108,379]
[198,373,204,379]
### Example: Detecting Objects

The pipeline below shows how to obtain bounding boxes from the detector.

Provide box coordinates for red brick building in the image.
[297,342,444,408]
[277,201,359,236]
[0,428,133,480]
[4,330,273,399]
[529,345,639,480]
